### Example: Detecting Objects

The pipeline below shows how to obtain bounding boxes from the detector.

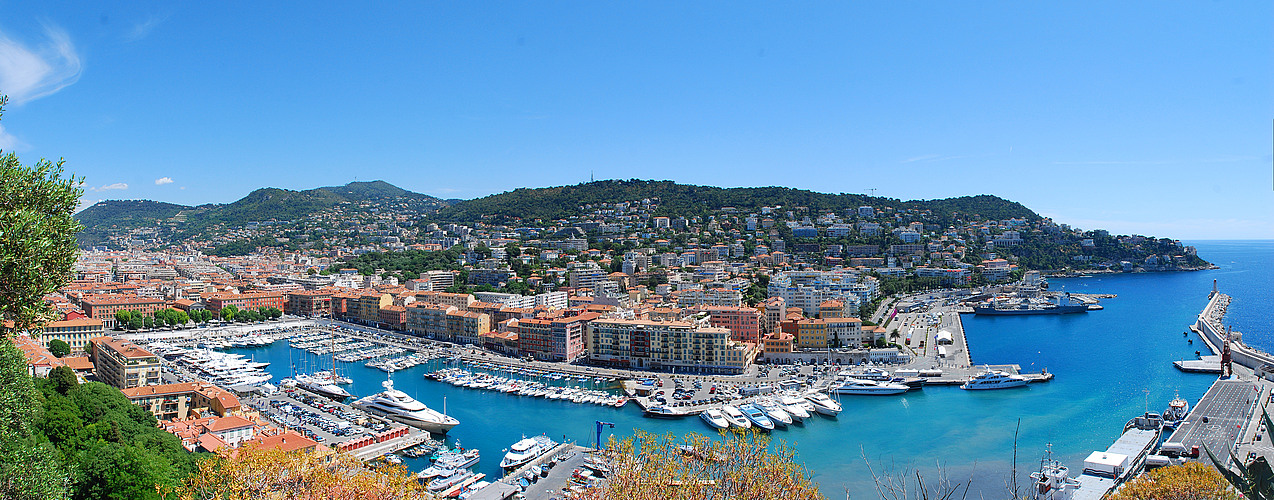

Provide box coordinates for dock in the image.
[1173,355,1223,374]
[1165,378,1258,466]
[1071,427,1160,500]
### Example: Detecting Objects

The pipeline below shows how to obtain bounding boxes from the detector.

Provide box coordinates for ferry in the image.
[499,435,557,469]
[973,293,1088,316]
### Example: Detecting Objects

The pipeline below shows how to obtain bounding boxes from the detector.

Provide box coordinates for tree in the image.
[47,338,70,358]
[1109,462,1238,500]
[128,315,144,331]
[114,310,132,329]
[220,305,237,322]
[578,431,823,500]
[48,365,77,395]
[0,94,84,497]
[0,103,84,338]
[165,446,430,500]
[143,316,154,329]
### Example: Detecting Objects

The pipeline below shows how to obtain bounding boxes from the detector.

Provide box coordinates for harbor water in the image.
[227,240,1272,497]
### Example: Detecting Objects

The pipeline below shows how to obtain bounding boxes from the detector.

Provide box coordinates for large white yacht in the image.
[805,392,843,416]
[499,435,557,469]
[700,408,731,430]
[294,372,352,401]
[720,405,752,428]
[353,374,459,434]
[960,369,1027,390]
[832,378,910,395]
[776,394,812,421]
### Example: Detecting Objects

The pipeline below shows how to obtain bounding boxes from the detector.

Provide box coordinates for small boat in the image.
[776,394,812,421]
[699,408,731,430]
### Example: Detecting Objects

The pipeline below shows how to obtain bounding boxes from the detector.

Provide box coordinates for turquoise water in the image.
[228,240,1272,498]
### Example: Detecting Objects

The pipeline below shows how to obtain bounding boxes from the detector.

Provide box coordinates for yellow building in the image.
[89,336,161,389]
[37,317,104,353]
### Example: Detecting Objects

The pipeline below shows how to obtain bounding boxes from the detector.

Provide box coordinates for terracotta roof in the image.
[207,415,255,432]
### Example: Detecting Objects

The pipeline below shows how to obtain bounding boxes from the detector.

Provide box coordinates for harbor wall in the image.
[1195,292,1274,377]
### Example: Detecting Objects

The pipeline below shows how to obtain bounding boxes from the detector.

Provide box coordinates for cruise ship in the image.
[353,375,459,434]
[960,369,1027,390]
[499,435,557,469]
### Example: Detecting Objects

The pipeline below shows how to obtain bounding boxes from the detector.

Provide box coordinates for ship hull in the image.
[973,304,1089,315]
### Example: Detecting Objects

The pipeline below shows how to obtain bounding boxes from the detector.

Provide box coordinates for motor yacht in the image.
[295,372,352,401]
[832,378,910,395]
[805,393,843,416]
[739,403,775,430]
[499,435,557,469]
[700,408,731,430]
[353,374,459,434]
[720,405,752,428]
[960,369,1027,390]
[754,399,793,426]
[776,394,812,421]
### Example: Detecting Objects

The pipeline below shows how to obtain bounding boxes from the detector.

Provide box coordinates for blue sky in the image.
[0,2,1269,239]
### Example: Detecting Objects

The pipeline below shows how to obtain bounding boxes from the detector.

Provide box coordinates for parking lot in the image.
[243,388,394,445]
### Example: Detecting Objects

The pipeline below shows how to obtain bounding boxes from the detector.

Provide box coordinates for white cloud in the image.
[0,124,21,150]
[126,14,169,42]
[0,24,82,105]
[88,182,128,192]
[155,176,173,185]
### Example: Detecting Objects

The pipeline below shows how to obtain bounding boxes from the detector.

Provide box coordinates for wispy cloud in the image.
[125,14,169,42]
[1051,156,1257,166]
[0,24,82,105]
[0,124,22,150]
[900,153,984,164]
[155,176,173,185]
[88,182,128,192]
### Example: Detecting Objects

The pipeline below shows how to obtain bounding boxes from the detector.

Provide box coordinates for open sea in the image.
[227,240,1272,498]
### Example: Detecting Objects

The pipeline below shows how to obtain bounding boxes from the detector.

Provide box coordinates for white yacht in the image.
[699,408,731,430]
[776,394,812,421]
[739,403,775,430]
[754,399,793,426]
[832,379,910,395]
[720,405,752,428]
[295,372,352,401]
[353,375,459,434]
[499,435,557,469]
[805,393,843,416]
[960,370,1028,390]
[840,366,892,381]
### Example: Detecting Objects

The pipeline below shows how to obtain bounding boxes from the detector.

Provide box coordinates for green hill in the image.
[75,180,447,247]
[433,179,1039,224]
[75,200,191,247]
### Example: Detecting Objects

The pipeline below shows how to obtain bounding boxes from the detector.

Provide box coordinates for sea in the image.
[226,240,1272,498]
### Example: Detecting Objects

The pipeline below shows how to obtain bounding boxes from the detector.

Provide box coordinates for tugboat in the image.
[1162,392,1189,429]
[1030,446,1079,500]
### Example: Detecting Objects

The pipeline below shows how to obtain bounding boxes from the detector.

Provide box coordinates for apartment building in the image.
[122,382,242,420]
[36,317,104,352]
[204,291,286,315]
[703,306,762,343]
[80,294,166,329]
[89,336,162,389]
[587,318,752,374]
[285,290,332,317]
